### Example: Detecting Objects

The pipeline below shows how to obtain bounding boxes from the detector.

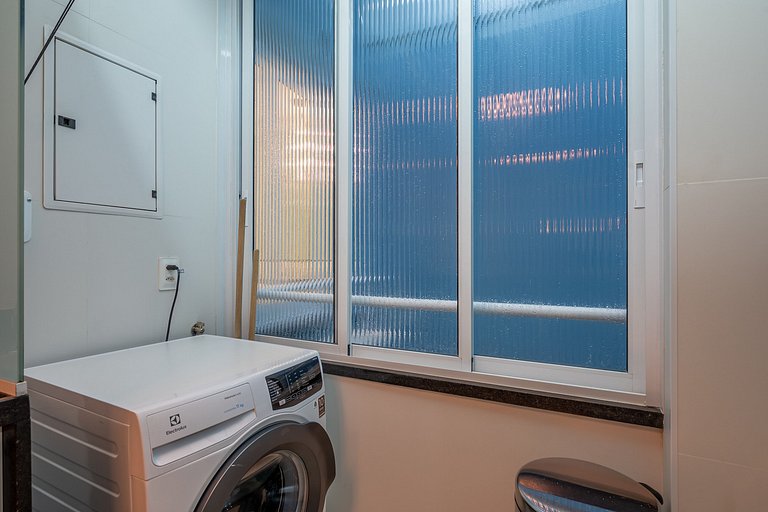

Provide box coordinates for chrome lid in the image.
[515,458,659,512]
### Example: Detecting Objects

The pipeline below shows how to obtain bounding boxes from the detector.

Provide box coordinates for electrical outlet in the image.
[158,257,180,291]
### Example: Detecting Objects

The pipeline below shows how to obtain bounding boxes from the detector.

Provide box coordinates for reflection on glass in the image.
[472,0,629,371]
[224,451,308,512]
[351,0,459,356]
[253,0,335,343]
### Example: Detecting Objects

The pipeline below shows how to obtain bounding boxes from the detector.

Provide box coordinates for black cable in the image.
[165,266,183,342]
[24,0,77,85]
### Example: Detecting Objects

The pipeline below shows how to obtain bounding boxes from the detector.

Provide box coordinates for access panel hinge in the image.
[151,92,157,101]
[151,190,157,199]
[633,150,646,209]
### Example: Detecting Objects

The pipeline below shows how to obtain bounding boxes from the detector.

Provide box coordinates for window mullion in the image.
[457,0,474,371]
[335,0,353,355]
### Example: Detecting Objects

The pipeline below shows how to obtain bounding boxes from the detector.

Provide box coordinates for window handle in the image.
[633,150,645,209]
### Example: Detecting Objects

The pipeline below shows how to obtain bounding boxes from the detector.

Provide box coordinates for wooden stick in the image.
[248,249,260,341]
[234,198,247,338]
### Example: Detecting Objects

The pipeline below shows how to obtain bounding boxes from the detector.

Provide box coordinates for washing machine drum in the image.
[195,422,335,512]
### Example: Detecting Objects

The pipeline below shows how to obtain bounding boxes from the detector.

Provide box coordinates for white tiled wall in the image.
[678,454,768,510]
[677,182,768,467]
[674,0,768,509]
[23,0,222,366]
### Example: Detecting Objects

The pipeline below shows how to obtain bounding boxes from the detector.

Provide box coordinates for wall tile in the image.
[90,0,217,60]
[677,0,768,184]
[23,209,90,366]
[86,21,218,221]
[678,454,768,512]
[49,0,91,19]
[82,214,217,355]
[677,179,768,470]
[25,0,92,94]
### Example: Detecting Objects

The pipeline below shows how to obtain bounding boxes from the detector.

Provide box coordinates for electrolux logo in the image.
[166,414,187,436]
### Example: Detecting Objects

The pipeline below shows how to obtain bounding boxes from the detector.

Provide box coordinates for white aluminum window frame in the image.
[241,0,664,406]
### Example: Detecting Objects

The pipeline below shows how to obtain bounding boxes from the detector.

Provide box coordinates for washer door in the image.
[195,422,335,512]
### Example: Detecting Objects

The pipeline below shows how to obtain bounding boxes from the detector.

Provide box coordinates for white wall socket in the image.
[158,257,180,291]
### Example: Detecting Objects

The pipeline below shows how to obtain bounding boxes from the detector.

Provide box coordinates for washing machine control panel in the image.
[266,356,323,410]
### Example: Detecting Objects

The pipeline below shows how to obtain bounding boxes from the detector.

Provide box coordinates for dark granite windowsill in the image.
[322,362,663,429]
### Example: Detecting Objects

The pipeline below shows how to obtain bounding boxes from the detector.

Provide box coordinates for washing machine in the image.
[25,335,336,511]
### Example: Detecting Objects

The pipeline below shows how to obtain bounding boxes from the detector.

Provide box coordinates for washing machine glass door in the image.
[195,422,335,512]
[221,449,308,512]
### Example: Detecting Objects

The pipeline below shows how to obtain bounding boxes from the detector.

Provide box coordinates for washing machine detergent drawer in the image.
[148,383,256,466]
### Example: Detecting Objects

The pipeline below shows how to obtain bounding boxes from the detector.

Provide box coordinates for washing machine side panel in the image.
[30,390,134,512]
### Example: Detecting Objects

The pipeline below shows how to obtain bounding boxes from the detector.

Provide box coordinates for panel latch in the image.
[57,115,76,130]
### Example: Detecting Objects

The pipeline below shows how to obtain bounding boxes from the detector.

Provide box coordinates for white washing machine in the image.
[25,335,336,511]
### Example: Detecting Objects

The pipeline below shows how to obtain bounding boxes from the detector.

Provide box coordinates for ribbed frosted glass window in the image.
[472,0,628,370]
[352,0,458,355]
[253,0,335,343]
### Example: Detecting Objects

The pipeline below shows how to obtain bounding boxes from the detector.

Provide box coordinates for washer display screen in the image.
[265,357,323,410]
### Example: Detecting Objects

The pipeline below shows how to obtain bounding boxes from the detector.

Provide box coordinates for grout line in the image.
[678,453,768,473]
[677,176,768,187]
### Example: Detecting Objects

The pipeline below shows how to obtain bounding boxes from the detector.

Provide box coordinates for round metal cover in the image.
[515,458,659,512]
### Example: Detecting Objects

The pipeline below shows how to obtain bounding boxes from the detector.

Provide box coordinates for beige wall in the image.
[324,375,663,511]
[24,0,222,366]
[673,0,768,509]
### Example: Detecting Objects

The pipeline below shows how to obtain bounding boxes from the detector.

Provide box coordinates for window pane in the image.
[254,0,335,343]
[472,0,628,371]
[352,0,458,355]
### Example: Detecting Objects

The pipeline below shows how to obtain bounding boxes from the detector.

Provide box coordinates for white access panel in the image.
[44,30,161,218]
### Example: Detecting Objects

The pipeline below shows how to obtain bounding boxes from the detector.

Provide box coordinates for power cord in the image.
[165,265,184,342]
[24,0,77,85]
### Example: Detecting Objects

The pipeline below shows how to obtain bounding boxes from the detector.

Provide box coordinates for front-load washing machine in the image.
[25,335,335,511]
